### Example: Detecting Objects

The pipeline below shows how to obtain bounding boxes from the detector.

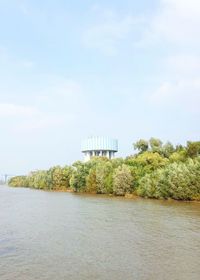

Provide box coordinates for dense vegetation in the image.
[8,138,200,201]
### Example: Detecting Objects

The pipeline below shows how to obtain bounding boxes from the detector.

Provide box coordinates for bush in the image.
[137,159,200,200]
[113,164,133,196]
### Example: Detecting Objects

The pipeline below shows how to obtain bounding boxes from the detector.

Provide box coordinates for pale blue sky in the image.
[0,0,199,175]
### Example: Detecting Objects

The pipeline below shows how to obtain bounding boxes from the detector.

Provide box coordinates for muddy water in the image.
[0,186,200,280]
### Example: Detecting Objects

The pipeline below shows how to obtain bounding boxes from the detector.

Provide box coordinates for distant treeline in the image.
[9,138,200,201]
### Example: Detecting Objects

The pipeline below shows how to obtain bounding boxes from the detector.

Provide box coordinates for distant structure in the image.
[0,174,15,184]
[81,136,118,162]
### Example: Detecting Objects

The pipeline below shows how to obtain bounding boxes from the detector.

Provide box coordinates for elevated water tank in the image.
[81,136,118,162]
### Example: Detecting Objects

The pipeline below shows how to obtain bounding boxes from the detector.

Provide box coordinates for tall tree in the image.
[149,138,163,153]
[133,139,149,153]
[186,141,200,158]
[86,168,97,193]
[162,141,175,158]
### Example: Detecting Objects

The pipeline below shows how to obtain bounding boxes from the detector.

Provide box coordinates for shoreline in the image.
[7,185,200,203]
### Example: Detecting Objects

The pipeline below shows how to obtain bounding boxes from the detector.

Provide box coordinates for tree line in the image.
[8,138,200,201]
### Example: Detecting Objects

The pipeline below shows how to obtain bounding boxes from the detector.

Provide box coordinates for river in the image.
[0,185,200,280]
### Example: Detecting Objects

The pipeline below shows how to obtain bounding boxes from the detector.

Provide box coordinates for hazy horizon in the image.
[0,0,199,175]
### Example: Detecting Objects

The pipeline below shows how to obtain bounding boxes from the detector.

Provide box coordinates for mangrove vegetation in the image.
[8,138,200,201]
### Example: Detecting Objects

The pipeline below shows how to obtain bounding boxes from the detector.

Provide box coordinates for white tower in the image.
[81,136,118,162]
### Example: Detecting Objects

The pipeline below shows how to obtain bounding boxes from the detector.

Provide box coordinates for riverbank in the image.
[8,139,200,202]
[7,184,200,203]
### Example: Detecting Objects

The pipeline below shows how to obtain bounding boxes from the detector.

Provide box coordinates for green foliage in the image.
[186,141,200,158]
[133,139,149,153]
[161,141,175,157]
[135,151,169,171]
[9,166,72,191]
[137,159,200,200]
[113,164,133,196]
[8,138,200,201]
[70,161,89,192]
[48,166,73,190]
[133,138,175,158]
[96,161,114,194]
[8,176,28,187]
[149,137,163,153]
[86,168,97,193]
[111,158,124,168]
[169,151,187,162]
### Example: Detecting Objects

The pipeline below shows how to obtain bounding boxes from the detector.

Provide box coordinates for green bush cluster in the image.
[9,166,73,191]
[8,139,200,200]
[137,159,200,200]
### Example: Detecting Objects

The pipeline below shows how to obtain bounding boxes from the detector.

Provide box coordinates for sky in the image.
[0,0,199,175]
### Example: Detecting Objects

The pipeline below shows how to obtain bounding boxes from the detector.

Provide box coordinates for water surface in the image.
[0,185,200,280]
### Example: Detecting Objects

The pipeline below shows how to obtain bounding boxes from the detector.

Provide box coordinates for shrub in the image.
[113,164,133,196]
[137,159,200,200]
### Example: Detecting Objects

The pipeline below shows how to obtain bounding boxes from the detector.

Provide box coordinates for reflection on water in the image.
[0,185,200,280]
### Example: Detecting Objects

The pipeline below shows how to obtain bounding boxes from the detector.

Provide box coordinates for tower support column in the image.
[106,151,110,159]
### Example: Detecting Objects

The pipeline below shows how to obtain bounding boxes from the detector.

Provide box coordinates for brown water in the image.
[0,185,200,280]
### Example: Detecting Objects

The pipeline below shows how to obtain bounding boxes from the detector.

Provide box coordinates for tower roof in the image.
[81,136,118,152]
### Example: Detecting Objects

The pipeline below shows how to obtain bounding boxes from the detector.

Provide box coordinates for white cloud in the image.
[42,79,82,98]
[82,13,143,55]
[0,103,38,117]
[0,46,34,70]
[20,60,35,69]
[150,78,200,114]
[16,115,67,132]
[0,77,89,134]
[166,54,200,74]
[142,0,200,116]
[83,0,200,53]
[0,102,74,133]
[35,78,85,113]
[143,0,200,45]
